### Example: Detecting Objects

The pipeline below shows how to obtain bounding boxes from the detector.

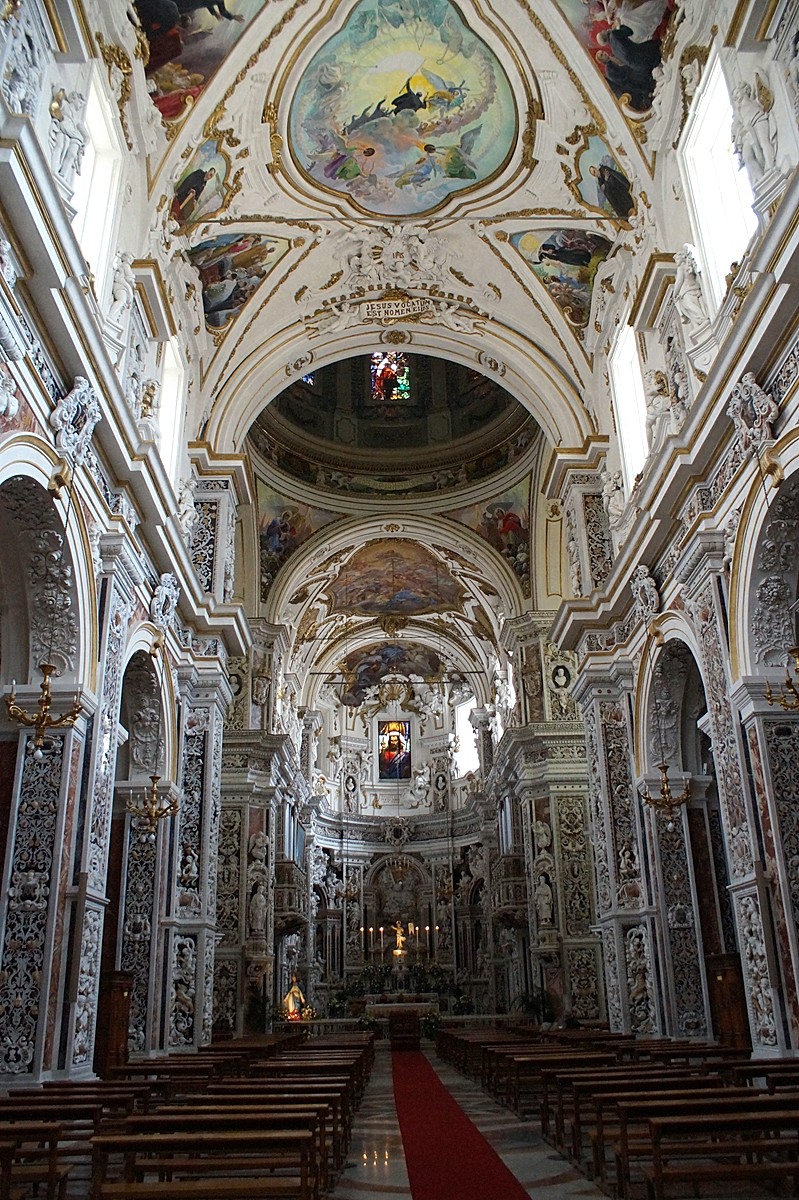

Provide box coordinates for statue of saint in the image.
[282,974,305,1020]
[393,921,407,952]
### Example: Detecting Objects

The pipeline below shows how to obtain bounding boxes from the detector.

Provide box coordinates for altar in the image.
[364,992,438,1019]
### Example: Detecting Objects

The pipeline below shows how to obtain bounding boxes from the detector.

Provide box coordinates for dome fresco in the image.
[288,0,517,216]
[249,354,538,500]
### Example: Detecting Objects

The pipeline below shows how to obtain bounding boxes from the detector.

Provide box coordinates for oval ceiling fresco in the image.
[288,0,517,217]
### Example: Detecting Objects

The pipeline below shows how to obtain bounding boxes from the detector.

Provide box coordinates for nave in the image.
[336,1042,601,1200]
[3,1023,799,1199]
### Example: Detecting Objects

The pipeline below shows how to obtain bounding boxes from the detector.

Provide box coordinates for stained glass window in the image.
[377,719,412,781]
[370,352,411,407]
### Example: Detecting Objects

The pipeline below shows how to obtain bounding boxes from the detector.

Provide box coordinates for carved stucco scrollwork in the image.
[213,958,238,1036]
[751,478,799,667]
[1,1,47,117]
[169,934,197,1048]
[624,923,657,1034]
[178,730,206,918]
[216,810,242,945]
[687,580,754,879]
[631,565,660,627]
[657,817,707,1037]
[1,475,79,675]
[202,934,215,1045]
[72,592,133,1067]
[602,925,623,1032]
[344,866,363,967]
[0,738,64,1073]
[150,573,179,633]
[191,500,218,594]
[72,907,102,1066]
[49,377,102,466]
[762,721,799,941]
[206,717,223,947]
[86,597,132,889]
[565,503,583,598]
[584,706,612,915]
[583,493,613,590]
[120,818,157,1053]
[737,892,778,1048]
[600,701,644,911]
[556,794,592,937]
[707,807,736,952]
[727,371,780,452]
[566,946,601,1021]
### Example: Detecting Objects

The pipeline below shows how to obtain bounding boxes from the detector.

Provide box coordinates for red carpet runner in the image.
[392,1051,532,1200]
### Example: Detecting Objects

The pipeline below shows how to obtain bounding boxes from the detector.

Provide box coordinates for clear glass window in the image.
[609,321,648,490]
[70,73,123,289]
[680,56,758,310]
[453,699,479,778]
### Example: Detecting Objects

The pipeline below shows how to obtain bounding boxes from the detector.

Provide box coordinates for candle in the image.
[379,926,384,952]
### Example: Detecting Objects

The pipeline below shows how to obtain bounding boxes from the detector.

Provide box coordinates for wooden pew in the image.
[0,1120,69,1200]
[15,1083,151,1115]
[507,1049,618,1115]
[615,1091,799,1199]
[644,1108,799,1200]
[545,1067,718,1157]
[91,1127,317,1200]
[203,1085,349,1163]
[142,1104,333,1189]
[585,1084,742,1188]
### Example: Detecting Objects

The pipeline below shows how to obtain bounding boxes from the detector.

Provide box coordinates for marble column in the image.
[576,670,660,1035]
[681,539,784,1052]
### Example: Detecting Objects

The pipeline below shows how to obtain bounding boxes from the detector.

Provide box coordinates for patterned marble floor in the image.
[332,1042,603,1199]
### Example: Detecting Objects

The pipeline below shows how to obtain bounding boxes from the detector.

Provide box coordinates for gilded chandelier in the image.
[6,663,82,758]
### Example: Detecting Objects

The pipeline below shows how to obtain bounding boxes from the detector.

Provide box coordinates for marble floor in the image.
[333,1042,603,1200]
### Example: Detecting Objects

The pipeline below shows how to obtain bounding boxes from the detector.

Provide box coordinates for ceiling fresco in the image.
[287,0,517,216]
[134,0,266,120]
[257,479,340,601]
[445,478,531,596]
[326,540,465,615]
[570,135,635,223]
[336,643,444,705]
[554,0,676,112]
[171,139,235,232]
[187,233,292,330]
[510,229,613,328]
[248,354,539,498]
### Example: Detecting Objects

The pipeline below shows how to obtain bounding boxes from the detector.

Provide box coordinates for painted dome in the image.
[288,0,517,217]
